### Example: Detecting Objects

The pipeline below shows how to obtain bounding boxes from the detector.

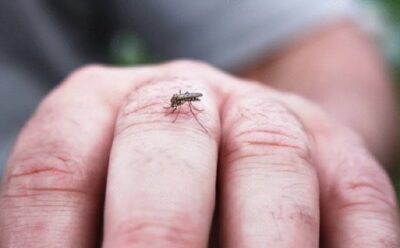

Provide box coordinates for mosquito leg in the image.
[164,106,175,116]
[189,102,208,133]
[190,103,204,112]
[172,105,181,123]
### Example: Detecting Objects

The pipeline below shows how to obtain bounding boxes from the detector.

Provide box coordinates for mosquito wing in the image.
[183,92,203,98]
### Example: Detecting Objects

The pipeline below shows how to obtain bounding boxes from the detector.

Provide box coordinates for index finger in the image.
[0,65,156,247]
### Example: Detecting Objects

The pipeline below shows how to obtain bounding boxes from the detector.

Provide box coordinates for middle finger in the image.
[103,77,221,247]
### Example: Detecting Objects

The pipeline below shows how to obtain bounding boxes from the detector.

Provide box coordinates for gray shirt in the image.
[0,0,355,175]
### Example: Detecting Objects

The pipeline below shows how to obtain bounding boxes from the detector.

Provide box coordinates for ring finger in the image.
[219,89,320,247]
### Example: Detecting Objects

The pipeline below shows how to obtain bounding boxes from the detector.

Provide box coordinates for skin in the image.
[0,24,399,247]
[0,60,398,247]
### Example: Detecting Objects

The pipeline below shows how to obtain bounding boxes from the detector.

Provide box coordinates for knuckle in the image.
[120,80,167,116]
[112,216,199,247]
[115,83,170,136]
[115,77,211,136]
[225,98,311,166]
[335,179,397,212]
[332,156,397,211]
[4,150,89,198]
[1,151,94,246]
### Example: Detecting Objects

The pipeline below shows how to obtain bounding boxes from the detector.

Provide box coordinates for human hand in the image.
[0,61,398,247]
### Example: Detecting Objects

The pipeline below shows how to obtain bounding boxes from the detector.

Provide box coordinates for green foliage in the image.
[383,0,400,16]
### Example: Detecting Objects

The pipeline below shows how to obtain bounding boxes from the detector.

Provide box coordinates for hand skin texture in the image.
[0,60,399,247]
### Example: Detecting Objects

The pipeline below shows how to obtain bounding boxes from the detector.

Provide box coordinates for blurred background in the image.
[108,0,400,199]
[361,0,400,199]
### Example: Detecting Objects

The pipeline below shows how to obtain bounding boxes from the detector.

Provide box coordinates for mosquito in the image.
[164,90,207,133]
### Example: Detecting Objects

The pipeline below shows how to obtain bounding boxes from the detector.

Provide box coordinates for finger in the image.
[279,95,400,247]
[319,134,400,247]
[219,90,320,247]
[0,65,142,247]
[103,78,221,247]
